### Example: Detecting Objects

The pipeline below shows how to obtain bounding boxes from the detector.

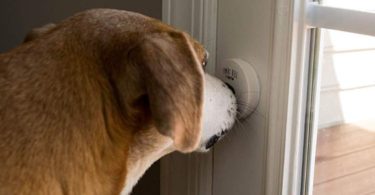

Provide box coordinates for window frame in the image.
[272,1,375,195]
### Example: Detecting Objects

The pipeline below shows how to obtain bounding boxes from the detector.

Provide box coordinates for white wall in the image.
[213,0,274,194]
[160,0,275,194]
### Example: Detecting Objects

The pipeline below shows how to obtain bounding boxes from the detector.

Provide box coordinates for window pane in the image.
[313,29,375,195]
[322,0,375,12]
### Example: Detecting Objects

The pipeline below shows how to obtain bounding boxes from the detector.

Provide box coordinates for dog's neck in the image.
[121,128,174,195]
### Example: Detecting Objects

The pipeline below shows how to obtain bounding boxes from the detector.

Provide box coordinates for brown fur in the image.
[0,9,207,195]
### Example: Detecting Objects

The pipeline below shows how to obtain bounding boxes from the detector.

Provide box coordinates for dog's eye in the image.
[202,52,209,67]
[202,58,208,67]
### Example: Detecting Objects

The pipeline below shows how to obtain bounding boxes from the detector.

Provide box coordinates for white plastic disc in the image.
[217,58,260,119]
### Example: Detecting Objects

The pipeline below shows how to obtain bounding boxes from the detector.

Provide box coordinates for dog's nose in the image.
[205,135,220,150]
[204,129,229,150]
[225,83,236,94]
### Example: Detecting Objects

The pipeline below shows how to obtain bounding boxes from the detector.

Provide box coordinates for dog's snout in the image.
[225,83,236,94]
[198,74,237,152]
[205,135,220,150]
[204,129,229,150]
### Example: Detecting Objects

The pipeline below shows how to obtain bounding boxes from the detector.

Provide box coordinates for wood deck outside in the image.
[313,120,375,195]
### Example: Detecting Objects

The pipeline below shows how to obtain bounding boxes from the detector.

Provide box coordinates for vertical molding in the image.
[161,0,217,75]
[161,1,218,195]
[202,0,217,74]
[159,155,170,195]
[162,0,171,24]
[266,0,310,195]
[265,0,295,194]
[190,0,196,38]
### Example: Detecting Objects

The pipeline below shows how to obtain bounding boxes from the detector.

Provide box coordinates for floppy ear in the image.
[134,32,204,153]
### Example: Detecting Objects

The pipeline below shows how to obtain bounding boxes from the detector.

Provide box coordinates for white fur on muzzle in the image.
[197,73,237,152]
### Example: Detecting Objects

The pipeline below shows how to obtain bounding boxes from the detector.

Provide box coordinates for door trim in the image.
[162,0,311,194]
[162,0,217,74]
[161,1,218,195]
[266,0,316,194]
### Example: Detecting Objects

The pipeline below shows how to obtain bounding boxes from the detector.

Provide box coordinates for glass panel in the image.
[312,29,375,195]
[322,0,375,12]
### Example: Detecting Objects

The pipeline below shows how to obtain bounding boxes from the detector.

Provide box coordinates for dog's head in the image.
[123,29,237,194]
[23,10,236,153]
[16,10,237,194]
[126,30,236,153]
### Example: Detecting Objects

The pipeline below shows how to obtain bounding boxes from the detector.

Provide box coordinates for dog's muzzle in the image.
[204,129,230,150]
[197,74,237,152]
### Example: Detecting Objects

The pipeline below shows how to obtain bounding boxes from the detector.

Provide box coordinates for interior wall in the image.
[0,0,161,52]
[213,0,274,194]
[0,1,161,195]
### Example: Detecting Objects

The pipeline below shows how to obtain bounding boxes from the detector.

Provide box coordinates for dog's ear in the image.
[133,32,204,153]
[23,23,56,43]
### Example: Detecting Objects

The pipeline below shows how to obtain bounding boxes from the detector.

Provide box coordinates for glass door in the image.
[302,1,375,195]
[312,29,375,195]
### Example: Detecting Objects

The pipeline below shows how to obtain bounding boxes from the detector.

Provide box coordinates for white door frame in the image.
[267,1,375,195]
[162,0,375,195]
[161,1,217,195]
[161,0,304,194]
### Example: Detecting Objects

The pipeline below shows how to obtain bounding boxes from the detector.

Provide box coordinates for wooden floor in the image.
[313,120,375,195]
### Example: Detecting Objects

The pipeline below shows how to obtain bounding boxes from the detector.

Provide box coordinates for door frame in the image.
[161,0,305,194]
[161,1,217,195]
[162,1,375,195]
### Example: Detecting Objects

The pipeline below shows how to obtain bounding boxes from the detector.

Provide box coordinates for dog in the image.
[0,9,236,195]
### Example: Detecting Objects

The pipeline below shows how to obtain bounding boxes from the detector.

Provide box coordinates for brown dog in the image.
[0,9,236,195]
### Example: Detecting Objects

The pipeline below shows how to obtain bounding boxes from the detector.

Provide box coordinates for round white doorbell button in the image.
[217,58,260,119]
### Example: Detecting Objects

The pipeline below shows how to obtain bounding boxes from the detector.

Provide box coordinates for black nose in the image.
[205,135,220,150]
[225,83,236,94]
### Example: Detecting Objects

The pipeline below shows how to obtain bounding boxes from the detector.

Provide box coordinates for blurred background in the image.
[0,0,161,52]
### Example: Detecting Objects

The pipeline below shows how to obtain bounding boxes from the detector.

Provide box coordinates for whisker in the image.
[235,100,264,118]
[234,90,260,94]
[235,118,247,131]
[217,96,263,146]
[233,117,254,140]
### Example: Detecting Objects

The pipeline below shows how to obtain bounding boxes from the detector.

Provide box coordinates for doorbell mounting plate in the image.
[217,58,260,119]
